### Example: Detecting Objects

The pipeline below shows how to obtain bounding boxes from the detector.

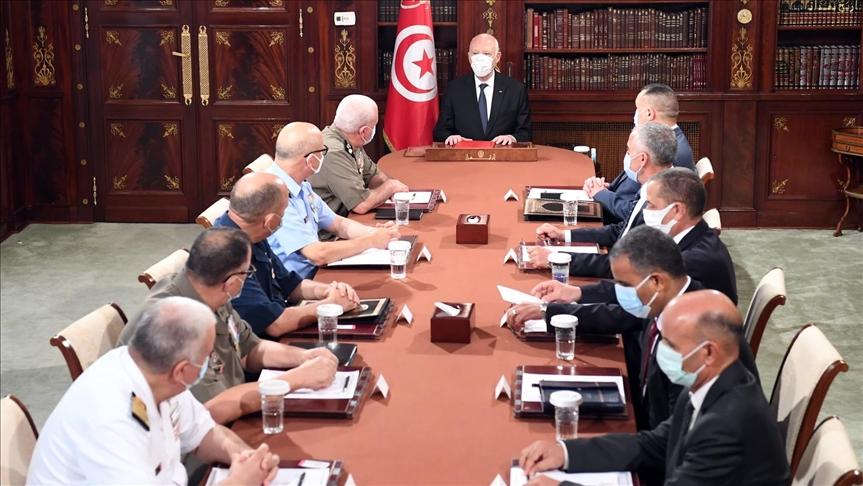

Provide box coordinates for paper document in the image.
[520,372,626,404]
[497,285,543,305]
[207,467,330,486]
[527,187,592,201]
[385,191,432,204]
[435,302,460,316]
[327,247,400,267]
[523,319,548,333]
[258,370,360,400]
[521,245,599,261]
[510,467,633,486]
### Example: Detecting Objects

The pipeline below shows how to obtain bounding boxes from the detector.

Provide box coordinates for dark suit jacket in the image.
[432,73,532,142]
[677,220,738,304]
[594,126,695,224]
[564,202,645,278]
[562,361,789,486]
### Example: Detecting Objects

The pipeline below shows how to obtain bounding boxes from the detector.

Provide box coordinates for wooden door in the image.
[85,0,319,222]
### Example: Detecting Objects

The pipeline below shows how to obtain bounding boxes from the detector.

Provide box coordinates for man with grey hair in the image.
[528,122,676,277]
[267,121,401,279]
[28,297,280,484]
[310,94,409,219]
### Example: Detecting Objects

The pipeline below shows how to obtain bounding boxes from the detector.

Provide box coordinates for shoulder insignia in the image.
[343,138,355,159]
[130,392,150,431]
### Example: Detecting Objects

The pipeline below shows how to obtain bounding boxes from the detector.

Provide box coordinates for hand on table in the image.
[319,281,360,311]
[225,444,280,486]
[492,134,517,146]
[288,354,337,390]
[526,475,562,486]
[526,246,551,269]
[504,304,544,333]
[368,224,401,248]
[445,135,471,146]
[519,440,566,477]
[386,178,410,194]
[531,280,581,303]
[535,223,565,241]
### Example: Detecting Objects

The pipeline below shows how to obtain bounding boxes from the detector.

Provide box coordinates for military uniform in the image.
[27,346,215,485]
[266,162,337,279]
[119,268,261,403]
[309,125,380,219]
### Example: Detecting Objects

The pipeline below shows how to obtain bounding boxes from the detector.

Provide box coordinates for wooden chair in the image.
[696,157,714,185]
[138,248,189,288]
[793,416,863,486]
[703,208,721,235]
[50,303,128,381]
[196,197,230,228]
[243,153,274,174]
[770,324,849,476]
[742,267,787,358]
[0,395,39,486]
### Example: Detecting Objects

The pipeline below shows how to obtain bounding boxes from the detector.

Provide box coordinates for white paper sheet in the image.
[497,285,543,305]
[510,467,633,486]
[520,373,626,405]
[327,246,402,267]
[521,245,599,261]
[207,467,331,486]
[527,187,592,201]
[385,191,432,204]
[523,319,548,333]
[258,370,360,400]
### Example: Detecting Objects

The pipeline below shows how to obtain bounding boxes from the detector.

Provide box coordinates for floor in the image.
[1,223,861,464]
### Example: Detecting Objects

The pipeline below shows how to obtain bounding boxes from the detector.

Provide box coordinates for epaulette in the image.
[130,392,150,431]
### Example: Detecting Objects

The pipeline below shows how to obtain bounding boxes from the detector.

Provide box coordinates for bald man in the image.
[213,172,360,338]
[433,33,532,145]
[310,94,409,220]
[267,122,400,279]
[517,290,789,486]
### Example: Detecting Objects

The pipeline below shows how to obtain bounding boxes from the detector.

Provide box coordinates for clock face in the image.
[737,8,753,24]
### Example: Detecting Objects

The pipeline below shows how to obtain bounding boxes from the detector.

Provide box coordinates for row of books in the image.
[379,48,456,91]
[778,0,863,26]
[524,54,707,92]
[377,0,457,23]
[524,7,708,50]
[775,45,861,90]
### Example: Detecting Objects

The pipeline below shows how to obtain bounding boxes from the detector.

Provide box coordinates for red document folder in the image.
[454,140,496,149]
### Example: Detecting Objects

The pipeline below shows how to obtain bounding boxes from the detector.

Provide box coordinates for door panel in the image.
[211,28,291,103]
[214,121,290,196]
[100,28,181,102]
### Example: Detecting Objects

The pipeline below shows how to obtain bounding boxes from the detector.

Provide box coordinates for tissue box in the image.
[456,214,489,244]
[430,303,475,343]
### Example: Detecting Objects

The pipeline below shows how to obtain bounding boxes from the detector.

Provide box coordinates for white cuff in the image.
[558,440,570,470]
[564,231,571,244]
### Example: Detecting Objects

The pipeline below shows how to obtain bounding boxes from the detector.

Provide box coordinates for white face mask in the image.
[305,153,324,174]
[643,202,678,235]
[470,54,494,78]
[360,125,376,146]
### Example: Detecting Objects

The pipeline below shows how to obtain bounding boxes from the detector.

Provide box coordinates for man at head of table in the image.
[516,290,790,486]
[432,33,532,146]
[266,121,401,279]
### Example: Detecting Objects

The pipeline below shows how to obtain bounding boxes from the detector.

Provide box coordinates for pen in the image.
[342,376,350,391]
[297,472,306,486]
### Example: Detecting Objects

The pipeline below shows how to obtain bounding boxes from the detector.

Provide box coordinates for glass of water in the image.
[388,240,411,279]
[548,252,571,283]
[551,390,583,441]
[259,380,290,435]
[561,191,579,226]
[316,303,343,346]
[551,314,578,361]
[393,192,411,226]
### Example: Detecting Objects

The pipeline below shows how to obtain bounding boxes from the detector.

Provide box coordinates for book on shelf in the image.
[778,0,863,27]
[379,48,455,90]
[524,6,708,50]
[775,44,861,89]
[378,0,457,23]
[525,53,707,91]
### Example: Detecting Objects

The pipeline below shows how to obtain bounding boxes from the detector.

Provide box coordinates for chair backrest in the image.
[770,324,849,476]
[138,249,189,289]
[793,416,863,486]
[743,267,787,357]
[696,157,714,184]
[0,395,38,486]
[244,153,274,174]
[703,208,722,235]
[196,197,230,228]
[49,303,128,381]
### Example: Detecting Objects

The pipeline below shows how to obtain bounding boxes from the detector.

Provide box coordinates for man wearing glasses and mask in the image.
[267,122,401,279]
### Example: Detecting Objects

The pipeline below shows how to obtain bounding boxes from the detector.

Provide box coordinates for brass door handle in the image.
[179,25,192,105]
[198,26,210,106]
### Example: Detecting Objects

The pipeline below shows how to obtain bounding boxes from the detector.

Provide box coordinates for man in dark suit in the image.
[528,122,677,278]
[517,290,790,486]
[432,33,531,145]
[586,84,696,225]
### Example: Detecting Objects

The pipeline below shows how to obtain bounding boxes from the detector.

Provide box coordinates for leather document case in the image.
[282,299,393,340]
[287,342,358,366]
[283,366,372,419]
[514,365,630,420]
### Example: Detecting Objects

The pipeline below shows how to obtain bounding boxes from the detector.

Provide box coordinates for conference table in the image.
[231,145,637,485]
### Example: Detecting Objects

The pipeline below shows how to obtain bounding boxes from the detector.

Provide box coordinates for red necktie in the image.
[641,317,660,397]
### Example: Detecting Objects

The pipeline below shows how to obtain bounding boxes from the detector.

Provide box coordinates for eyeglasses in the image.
[304,147,328,158]
[223,264,256,282]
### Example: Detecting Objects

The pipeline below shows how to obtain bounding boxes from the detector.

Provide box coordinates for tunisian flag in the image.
[383,0,439,151]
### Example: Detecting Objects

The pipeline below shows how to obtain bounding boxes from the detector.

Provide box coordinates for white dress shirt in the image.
[27,346,215,485]
[688,374,720,430]
[474,73,495,123]
[672,223,697,244]
[621,184,648,236]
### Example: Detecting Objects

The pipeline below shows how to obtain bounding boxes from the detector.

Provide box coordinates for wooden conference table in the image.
[231,145,637,485]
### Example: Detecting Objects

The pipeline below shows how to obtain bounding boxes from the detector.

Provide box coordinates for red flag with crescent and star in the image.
[383,0,439,151]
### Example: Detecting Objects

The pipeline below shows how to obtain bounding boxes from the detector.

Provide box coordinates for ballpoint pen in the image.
[341,376,350,391]
[297,472,306,486]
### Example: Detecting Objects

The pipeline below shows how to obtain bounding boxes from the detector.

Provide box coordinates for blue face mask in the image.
[623,152,645,183]
[184,357,209,390]
[656,339,707,388]
[614,274,657,319]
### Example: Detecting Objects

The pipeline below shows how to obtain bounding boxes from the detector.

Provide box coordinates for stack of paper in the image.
[510,466,633,486]
[521,245,599,261]
[327,247,397,267]
[384,191,432,204]
[497,285,543,305]
[258,369,360,400]
[520,372,626,404]
[527,187,592,201]
[207,467,330,486]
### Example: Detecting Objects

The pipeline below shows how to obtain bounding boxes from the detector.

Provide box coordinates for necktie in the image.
[478,83,488,134]
[621,189,647,236]
[640,317,660,397]
[673,400,696,466]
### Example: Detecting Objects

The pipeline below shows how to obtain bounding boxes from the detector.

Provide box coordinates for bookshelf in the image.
[772,0,862,91]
